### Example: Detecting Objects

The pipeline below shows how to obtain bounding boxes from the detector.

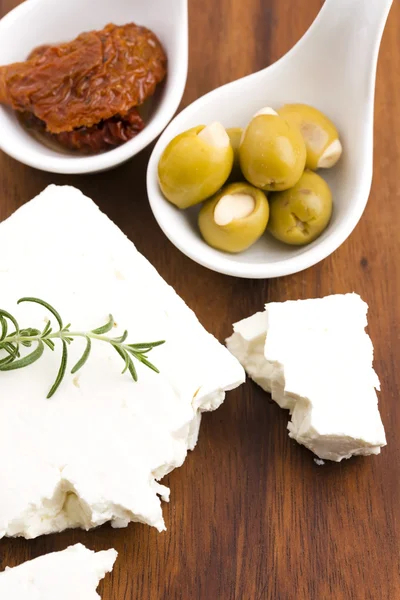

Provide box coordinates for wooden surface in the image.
[0,0,399,598]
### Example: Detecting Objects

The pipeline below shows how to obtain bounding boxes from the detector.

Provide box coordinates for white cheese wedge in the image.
[0,185,245,539]
[226,294,386,462]
[0,544,117,599]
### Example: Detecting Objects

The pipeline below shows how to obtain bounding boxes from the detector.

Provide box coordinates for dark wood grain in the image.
[0,1,399,598]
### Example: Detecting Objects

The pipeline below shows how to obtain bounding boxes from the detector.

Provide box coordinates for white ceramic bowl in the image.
[0,0,188,174]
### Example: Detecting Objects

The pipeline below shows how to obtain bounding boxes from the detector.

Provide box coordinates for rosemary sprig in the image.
[0,297,165,398]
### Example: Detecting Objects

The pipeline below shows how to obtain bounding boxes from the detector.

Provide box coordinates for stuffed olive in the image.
[239,108,306,192]
[268,170,332,245]
[198,182,269,253]
[158,122,234,209]
[278,104,342,170]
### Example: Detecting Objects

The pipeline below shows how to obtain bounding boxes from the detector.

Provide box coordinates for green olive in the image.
[268,170,332,245]
[239,111,306,191]
[278,104,342,170]
[227,127,243,180]
[158,123,234,209]
[198,182,269,253]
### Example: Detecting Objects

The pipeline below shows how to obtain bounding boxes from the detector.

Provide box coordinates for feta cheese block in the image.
[226,294,386,462]
[0,185,245,539]
[0,544,117,599]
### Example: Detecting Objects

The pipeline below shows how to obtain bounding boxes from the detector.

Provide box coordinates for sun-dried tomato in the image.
[0,22,166,148]
[20,107,145,154]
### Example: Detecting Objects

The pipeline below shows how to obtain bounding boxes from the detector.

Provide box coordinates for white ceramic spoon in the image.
[147,0,393,279]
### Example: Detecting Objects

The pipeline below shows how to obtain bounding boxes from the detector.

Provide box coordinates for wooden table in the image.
[0,1,399,598]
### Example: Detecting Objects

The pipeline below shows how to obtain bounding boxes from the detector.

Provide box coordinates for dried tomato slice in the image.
[0,23,166,134]
[21,107,145,153]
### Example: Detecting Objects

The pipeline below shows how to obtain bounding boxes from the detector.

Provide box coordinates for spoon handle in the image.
[284,0,393,112]
[302,0,393,62]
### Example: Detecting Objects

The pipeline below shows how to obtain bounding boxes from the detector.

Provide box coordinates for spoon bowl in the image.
[0,0,188,174]
[147,0,393,279]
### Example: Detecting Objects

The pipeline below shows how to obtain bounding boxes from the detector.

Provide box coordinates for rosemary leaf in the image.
[3,342,19,358]
[127,341,165,350]
[127,357,138,382]
[0,340,44,371]
[132,352,160,374]
[0,315,7,341]
[18,297,64,330]
[21,328,41,337]
[121,354,130,375]
[43,339,55,351]
[112,344,138,381]
[71,337,92,374]
[112,344,130,375]
[0,309,19,334]
[42,320,52,337]
[92,314,114,335]
[47,340,68,399]
[112,330,128,344]
[0,354,15,367]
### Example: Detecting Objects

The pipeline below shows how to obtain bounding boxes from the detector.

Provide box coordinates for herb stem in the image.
[3,331,138,345]
[0,298,165,398]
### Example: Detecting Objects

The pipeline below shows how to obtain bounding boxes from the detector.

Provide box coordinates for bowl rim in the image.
[0,0,188,174]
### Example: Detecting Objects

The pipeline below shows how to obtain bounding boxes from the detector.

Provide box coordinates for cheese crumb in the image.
[227,294,386,462]
[0,544,117,598]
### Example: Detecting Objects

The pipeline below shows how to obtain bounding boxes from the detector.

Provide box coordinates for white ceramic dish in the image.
[0,0,188,174]
[147,0,392,279]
